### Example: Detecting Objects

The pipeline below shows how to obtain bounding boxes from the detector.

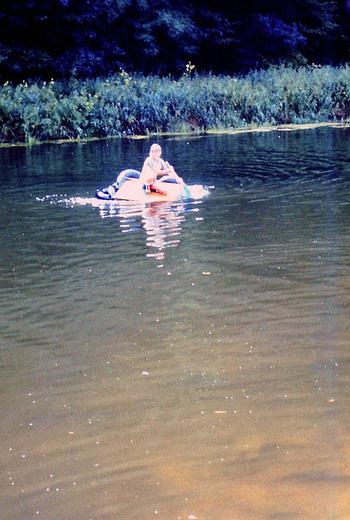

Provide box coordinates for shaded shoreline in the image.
[1,121,349,149]
[2,66,350,146]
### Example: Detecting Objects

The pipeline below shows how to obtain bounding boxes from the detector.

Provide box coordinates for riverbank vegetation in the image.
[1,65,350,144]
[1,1,350,145]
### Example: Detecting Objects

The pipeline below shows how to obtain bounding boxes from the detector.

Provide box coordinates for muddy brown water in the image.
[1,128,350,519]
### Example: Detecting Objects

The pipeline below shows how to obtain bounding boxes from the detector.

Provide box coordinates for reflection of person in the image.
[140,143,183,195]
[141,202,185,260]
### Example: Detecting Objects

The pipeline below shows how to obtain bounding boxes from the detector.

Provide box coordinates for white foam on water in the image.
[36,184,212,209]
[185,184,211,200]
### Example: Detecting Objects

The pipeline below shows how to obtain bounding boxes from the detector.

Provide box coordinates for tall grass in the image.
[1,65,350,144]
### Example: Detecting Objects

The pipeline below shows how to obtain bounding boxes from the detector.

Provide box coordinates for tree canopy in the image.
[0,0,349,80]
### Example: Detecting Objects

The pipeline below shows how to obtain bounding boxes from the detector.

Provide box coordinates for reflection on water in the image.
[84,197,205,263]
[1,129,350,519]
[141,203,185,261]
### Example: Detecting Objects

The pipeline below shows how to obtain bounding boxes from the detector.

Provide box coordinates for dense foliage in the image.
[0,0,350,80]
[1,65,350,144]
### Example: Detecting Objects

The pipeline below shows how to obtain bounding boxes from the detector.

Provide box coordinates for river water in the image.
[1,128,350,520]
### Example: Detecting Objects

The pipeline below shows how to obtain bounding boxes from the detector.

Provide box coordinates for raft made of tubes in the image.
[95,169,206,202]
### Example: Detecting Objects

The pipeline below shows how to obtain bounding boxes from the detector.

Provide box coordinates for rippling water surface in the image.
[1,128,350,519]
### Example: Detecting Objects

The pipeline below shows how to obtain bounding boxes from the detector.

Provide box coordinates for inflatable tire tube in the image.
[116,169,141,188]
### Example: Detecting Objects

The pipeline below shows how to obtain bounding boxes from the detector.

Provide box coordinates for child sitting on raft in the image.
[140,143,183,194]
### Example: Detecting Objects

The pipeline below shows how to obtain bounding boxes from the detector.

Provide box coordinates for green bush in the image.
[1,65,350,144]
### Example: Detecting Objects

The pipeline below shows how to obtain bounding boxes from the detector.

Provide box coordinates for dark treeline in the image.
[1,0,350,81]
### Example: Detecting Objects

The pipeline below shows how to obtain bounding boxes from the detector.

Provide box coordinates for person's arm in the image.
[153,158,172,177]
[142,157,168,178]
[164,160,183,183]
[145,157,183,183]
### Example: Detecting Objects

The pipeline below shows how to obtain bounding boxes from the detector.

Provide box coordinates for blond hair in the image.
[150,143,161,153]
